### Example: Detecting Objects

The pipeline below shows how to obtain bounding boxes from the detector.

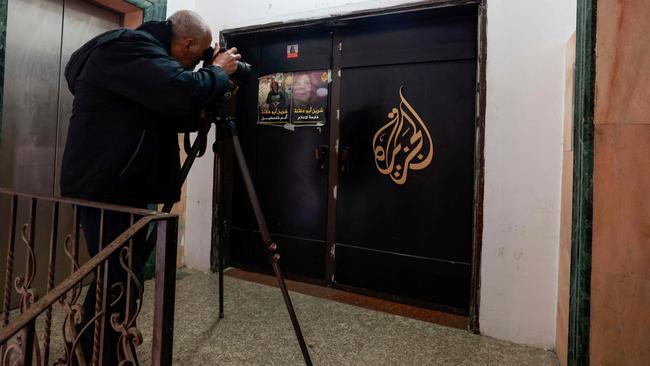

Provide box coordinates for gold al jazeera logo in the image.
[372,87,433,185]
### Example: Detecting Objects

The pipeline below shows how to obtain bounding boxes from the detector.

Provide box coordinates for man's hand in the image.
[212,46,242,75]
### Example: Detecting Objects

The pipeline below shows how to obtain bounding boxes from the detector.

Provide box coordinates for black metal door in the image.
[227,31,332,280]
[225,6,479,312]
[334,9,478,312]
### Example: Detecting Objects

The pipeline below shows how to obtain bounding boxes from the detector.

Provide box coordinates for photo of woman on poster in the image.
[257,71,329,126]
[258,73,291,124]
[292,71,329,125]
[292,72,327,108]
[266,80,287,111]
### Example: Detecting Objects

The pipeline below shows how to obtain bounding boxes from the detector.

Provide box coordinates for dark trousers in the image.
[78,206,153,365]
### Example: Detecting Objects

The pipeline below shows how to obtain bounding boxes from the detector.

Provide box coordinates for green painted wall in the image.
[126,0,167,22]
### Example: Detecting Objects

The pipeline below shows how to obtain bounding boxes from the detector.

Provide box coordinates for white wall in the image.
[178,129,215,271]
[179,0,576,348]
[166,0,208,270]
[480,0,575,348]
[166,0,196,15]
[198,0,473,33]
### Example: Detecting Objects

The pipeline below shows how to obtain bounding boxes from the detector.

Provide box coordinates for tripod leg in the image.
[218,235,224,319]
[161,137,202,213]
[212,128,226,319]
[226,119,313,366]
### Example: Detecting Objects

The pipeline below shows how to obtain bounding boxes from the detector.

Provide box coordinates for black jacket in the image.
[60,21,230,206]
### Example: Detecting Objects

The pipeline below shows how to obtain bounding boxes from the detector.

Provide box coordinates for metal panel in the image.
[258,32,332,74]
[334,8,478,311]
[339,9,477,68]
[225,5,480,312]
[0,0,120,309]
[336,61,477,260]
[55,0,121,196]
[51,0,121,300]
[228,32,332,281]
[0,0,64,310]
[0,0,63,195]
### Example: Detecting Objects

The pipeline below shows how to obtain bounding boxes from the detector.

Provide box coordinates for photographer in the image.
[59,10,239,364]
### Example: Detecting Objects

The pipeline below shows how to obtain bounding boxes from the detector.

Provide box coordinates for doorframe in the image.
[219,0,487,332]
[469,0,487,334]
[91,0,143,27]
[90,0,168,25]
[568,0,596,364]
[0,0,10,134]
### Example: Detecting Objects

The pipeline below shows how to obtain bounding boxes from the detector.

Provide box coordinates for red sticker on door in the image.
[287,44,299,59]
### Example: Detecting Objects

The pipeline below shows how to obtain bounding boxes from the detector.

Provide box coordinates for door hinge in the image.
[338,42,342,51]
[336,109,340,120]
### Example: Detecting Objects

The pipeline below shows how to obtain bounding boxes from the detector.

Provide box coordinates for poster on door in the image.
[258,70,330,127]
[258,73,291,124]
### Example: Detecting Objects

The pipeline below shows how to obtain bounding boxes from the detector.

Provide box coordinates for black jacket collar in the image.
[136,20,173,54]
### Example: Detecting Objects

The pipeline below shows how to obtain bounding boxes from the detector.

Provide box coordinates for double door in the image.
[226,5,478,313]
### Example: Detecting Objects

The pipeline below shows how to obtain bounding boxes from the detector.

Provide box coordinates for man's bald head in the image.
[167,10,213,69]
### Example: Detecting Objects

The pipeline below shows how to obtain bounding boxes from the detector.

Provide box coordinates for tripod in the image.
[162,112,313,365]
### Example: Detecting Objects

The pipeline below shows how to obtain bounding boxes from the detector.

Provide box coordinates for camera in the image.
[188,47,252,158]
[202,46,252,99]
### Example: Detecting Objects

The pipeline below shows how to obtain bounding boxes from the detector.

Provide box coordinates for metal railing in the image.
[0,188,179,365]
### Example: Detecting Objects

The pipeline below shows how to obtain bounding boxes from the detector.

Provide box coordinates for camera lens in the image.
[202,47,215,66]
[233,61,252,80]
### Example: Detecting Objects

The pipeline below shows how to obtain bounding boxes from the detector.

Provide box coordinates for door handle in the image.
[314,145,329,172]
[339,146,350,173]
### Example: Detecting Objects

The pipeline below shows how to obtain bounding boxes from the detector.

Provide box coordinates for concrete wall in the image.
[166,0,201,269]
[556,33,576,366]
[479,0,575,348]
[178,0,576,348]
[166,0,195,15]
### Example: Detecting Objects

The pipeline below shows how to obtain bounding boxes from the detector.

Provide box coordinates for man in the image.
[60,10,239,364]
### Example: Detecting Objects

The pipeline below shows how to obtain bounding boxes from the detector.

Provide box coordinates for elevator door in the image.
[0,0,121,306]
[334,10,477,312]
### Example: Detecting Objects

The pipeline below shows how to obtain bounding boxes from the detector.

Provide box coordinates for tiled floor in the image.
[132,268,558,365]
[224,267,468,330]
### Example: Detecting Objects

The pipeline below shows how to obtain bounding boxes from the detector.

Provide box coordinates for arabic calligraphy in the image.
[372,87,434,185]
[293,107,326,114]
